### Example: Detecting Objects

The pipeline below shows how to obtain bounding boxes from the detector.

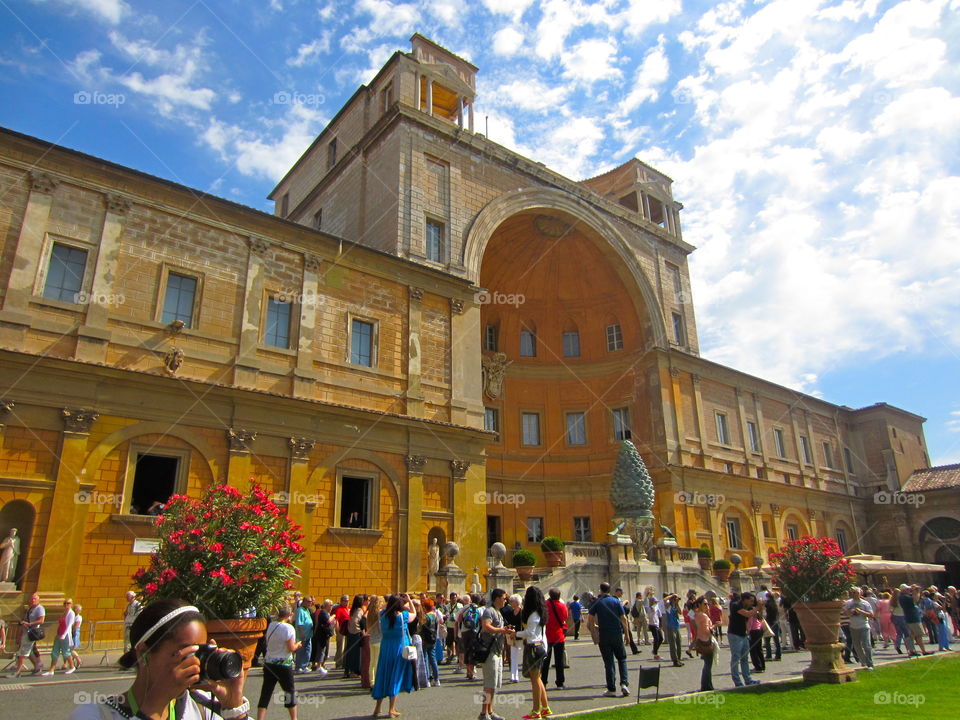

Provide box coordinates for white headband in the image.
[137,605,201,647]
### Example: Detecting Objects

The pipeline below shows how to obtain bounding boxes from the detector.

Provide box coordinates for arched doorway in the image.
[0,499,36,588]
[934,544,960,588]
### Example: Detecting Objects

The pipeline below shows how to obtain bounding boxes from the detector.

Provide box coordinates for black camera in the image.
[194,643,242,682]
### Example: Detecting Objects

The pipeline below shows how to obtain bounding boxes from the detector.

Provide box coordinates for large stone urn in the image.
[793,601,858,684]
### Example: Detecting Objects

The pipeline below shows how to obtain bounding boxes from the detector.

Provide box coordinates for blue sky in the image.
[1,0,958,466]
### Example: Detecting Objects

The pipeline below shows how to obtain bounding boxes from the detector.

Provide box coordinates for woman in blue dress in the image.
[372,593,415,718]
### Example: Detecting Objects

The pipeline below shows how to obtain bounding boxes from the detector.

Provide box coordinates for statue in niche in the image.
[469,566,482,594]
[428,537,440,589]
[0,528,21,585]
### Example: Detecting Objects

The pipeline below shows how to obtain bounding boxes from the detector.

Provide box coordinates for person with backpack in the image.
[420,598,441,686]
[477,588,513,720]
[293,597,314,673]
[457,593,482,681]
[541,588,568,689]
[444,592,463,666]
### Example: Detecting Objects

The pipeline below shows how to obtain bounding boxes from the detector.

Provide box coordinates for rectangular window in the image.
[340,476,372,528]
[725,517,742,549]
[519,329,536,357]
[43,243,87,303]
[350,318,374,367]
[843,447,855,474]
[526,517,544,543]
[774,428,786,458]
[672,312,685,344]
[264,297,291,349]
[715,412,730,445]
[130,453,180,515]
[574,516,592,542]
[667,262,682,298]
[161,272,197,328]
[835,528,847,554]
[762,520,772,538]
[521,412,541,446]
[426,219,444,262]
[747,421,760,452]
[327,138,337,170]
[606,323,623,351]
[723,462,734,474]
[487,515,501,547]
[786,524,799,541]
[484,324,498,352]
[566,412,586,445]
[755,467,764,478]
[562,330,580,357]
[822,441,834,469]
[612,407,631,441]
[484,407,499,434]
[800,435,812,464]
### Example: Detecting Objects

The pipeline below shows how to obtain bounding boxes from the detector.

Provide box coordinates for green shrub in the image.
[712,558,732,570]
[512,549,536,566]
[696,545,713,558]
[540,536,565,552]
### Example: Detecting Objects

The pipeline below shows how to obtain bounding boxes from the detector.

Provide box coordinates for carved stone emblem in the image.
[29,171,59,194]
[304,254,322,271]
[163,347,184,375]
[62,408,99,434]
[450,297,464,314]
[227,427,257,452]
[105,193,132,215]
[248,236,270,255]
[481,352,512,400]
[289,436,315,460]
[409,286,424,301]
[770,503,782,517]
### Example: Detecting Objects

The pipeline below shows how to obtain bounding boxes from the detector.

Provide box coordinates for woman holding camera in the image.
[69,598,251,720]
[258,605,301,720]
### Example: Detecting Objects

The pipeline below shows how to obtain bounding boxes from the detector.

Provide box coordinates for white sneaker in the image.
[41,670,54,676]
[317,666,329,675]
[65,668,76,674]
[602,690,617,697]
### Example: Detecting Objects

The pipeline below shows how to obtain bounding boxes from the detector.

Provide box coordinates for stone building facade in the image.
[0,34,945,624]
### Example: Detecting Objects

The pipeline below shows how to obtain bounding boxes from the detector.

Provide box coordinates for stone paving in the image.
[1,635,955,719]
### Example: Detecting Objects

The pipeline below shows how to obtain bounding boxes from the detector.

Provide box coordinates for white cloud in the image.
[492,27,524,56]
[621,0,682,37]
[481,0,535,21]
[561,38,622,83]
[287,36,330,67]
[355,0,418,36]
[872,87,960,136]
[619,37,669,112]
[31,0,127,24]
[495,79,570,112]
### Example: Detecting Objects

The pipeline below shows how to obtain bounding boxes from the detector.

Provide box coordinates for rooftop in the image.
[902,463,960,492]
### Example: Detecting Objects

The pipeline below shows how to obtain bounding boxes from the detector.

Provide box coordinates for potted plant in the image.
[540,536,565,567]
[770,536,857,684]
[712,557,732,582]
[512,549,536,581]
[133,483,304,668]
[696,545,713,571]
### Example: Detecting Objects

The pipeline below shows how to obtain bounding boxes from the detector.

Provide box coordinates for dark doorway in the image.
[340,476,372,528]
[487,515,501,548]
[131,454,179,515]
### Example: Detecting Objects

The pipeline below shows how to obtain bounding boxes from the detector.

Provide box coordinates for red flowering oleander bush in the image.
[770,536,856,603]
[133,483,304,618]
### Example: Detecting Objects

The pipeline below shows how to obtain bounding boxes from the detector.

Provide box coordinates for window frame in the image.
[121,444,191,516]
[786,523,799,542]
[335,468,380,530]
[347,315,379,368]
[562,329,581,358]
[484,324,499,352]
[605,323,623,351]
[262,293,293,350]
[612,407,631,442]
[526,516,544,544]
[484,407,500,438]
[800,435,813,465]
[715,412,730,445]
[425,217,445,263]
[773,427,786,458]
[565,411,587,446]
[835,528,848,554]
[725,516,743,550]
[156,265,203,329]
[843,447,855,474]
[35,236,93,306]
[747,421,760,452]
[327,138,337,170]
[573,516,592,542]
[519,327,537,357]
[521,411,541,447]
[671,312,685,345]
[822,440,835,469]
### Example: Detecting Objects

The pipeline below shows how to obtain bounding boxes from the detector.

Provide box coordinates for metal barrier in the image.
[87,620,127,665]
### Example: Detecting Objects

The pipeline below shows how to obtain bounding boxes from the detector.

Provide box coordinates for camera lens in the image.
[195,644,242,682]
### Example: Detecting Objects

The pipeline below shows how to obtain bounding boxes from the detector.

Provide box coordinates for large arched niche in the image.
[464,189,667,349]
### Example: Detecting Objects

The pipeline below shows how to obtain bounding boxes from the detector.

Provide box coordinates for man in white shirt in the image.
[844,588,875,669]
[122,591,140,653]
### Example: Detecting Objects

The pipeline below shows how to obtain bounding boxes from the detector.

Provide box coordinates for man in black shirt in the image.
[764,592,782,660]
[727,592,761,686]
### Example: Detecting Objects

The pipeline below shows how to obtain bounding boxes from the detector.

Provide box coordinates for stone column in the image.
[753,393,770,466]
[735,387,751,471]
[691,375,707,458]
[449,297,481,426]
[235,237,269,388]
[287,436,316,589]
[37,408,99,595]
[402,455,426,590]
[226,428,256,493]
[406,288,425,417]
[426,80,433,116]
[0,172,59,345]
[451,459,485,577]
[293,254,321,399]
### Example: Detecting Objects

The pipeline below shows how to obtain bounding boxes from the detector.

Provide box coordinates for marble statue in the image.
[469,566,481,594]
[428,537,440,590]
[0,527,21,584]
[610,440,656,562]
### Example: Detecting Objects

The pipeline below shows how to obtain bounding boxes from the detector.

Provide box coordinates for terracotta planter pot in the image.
[543,551,565,567]
[698,557,712,571]
[713,568,731,582]
[515,565,534,581]
[205,617,268,671]
[793,601,844,645]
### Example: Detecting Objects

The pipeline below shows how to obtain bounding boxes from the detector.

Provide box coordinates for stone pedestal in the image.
[484,567,515,600]
[802,642,859,684]
[436,563,467,597]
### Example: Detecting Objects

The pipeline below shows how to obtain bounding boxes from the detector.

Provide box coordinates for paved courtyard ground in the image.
[0,635,954,719]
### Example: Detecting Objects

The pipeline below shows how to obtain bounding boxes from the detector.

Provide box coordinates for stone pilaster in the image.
[406,287,425,417]
[235,237,269,387]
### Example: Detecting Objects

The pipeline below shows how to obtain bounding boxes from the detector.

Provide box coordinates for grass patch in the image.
[571,654,958,719]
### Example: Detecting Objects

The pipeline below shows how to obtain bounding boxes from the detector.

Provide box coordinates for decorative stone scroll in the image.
[62,408,99,434]
[450,298,464,314]
[248,236,270,255]
[289,436,316,460]
[450,459,470,480]
[227,427,257,452]
[29,171,59,194]
[105,193,132,215]
[409,286,424,301]
[405,455,426,473]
